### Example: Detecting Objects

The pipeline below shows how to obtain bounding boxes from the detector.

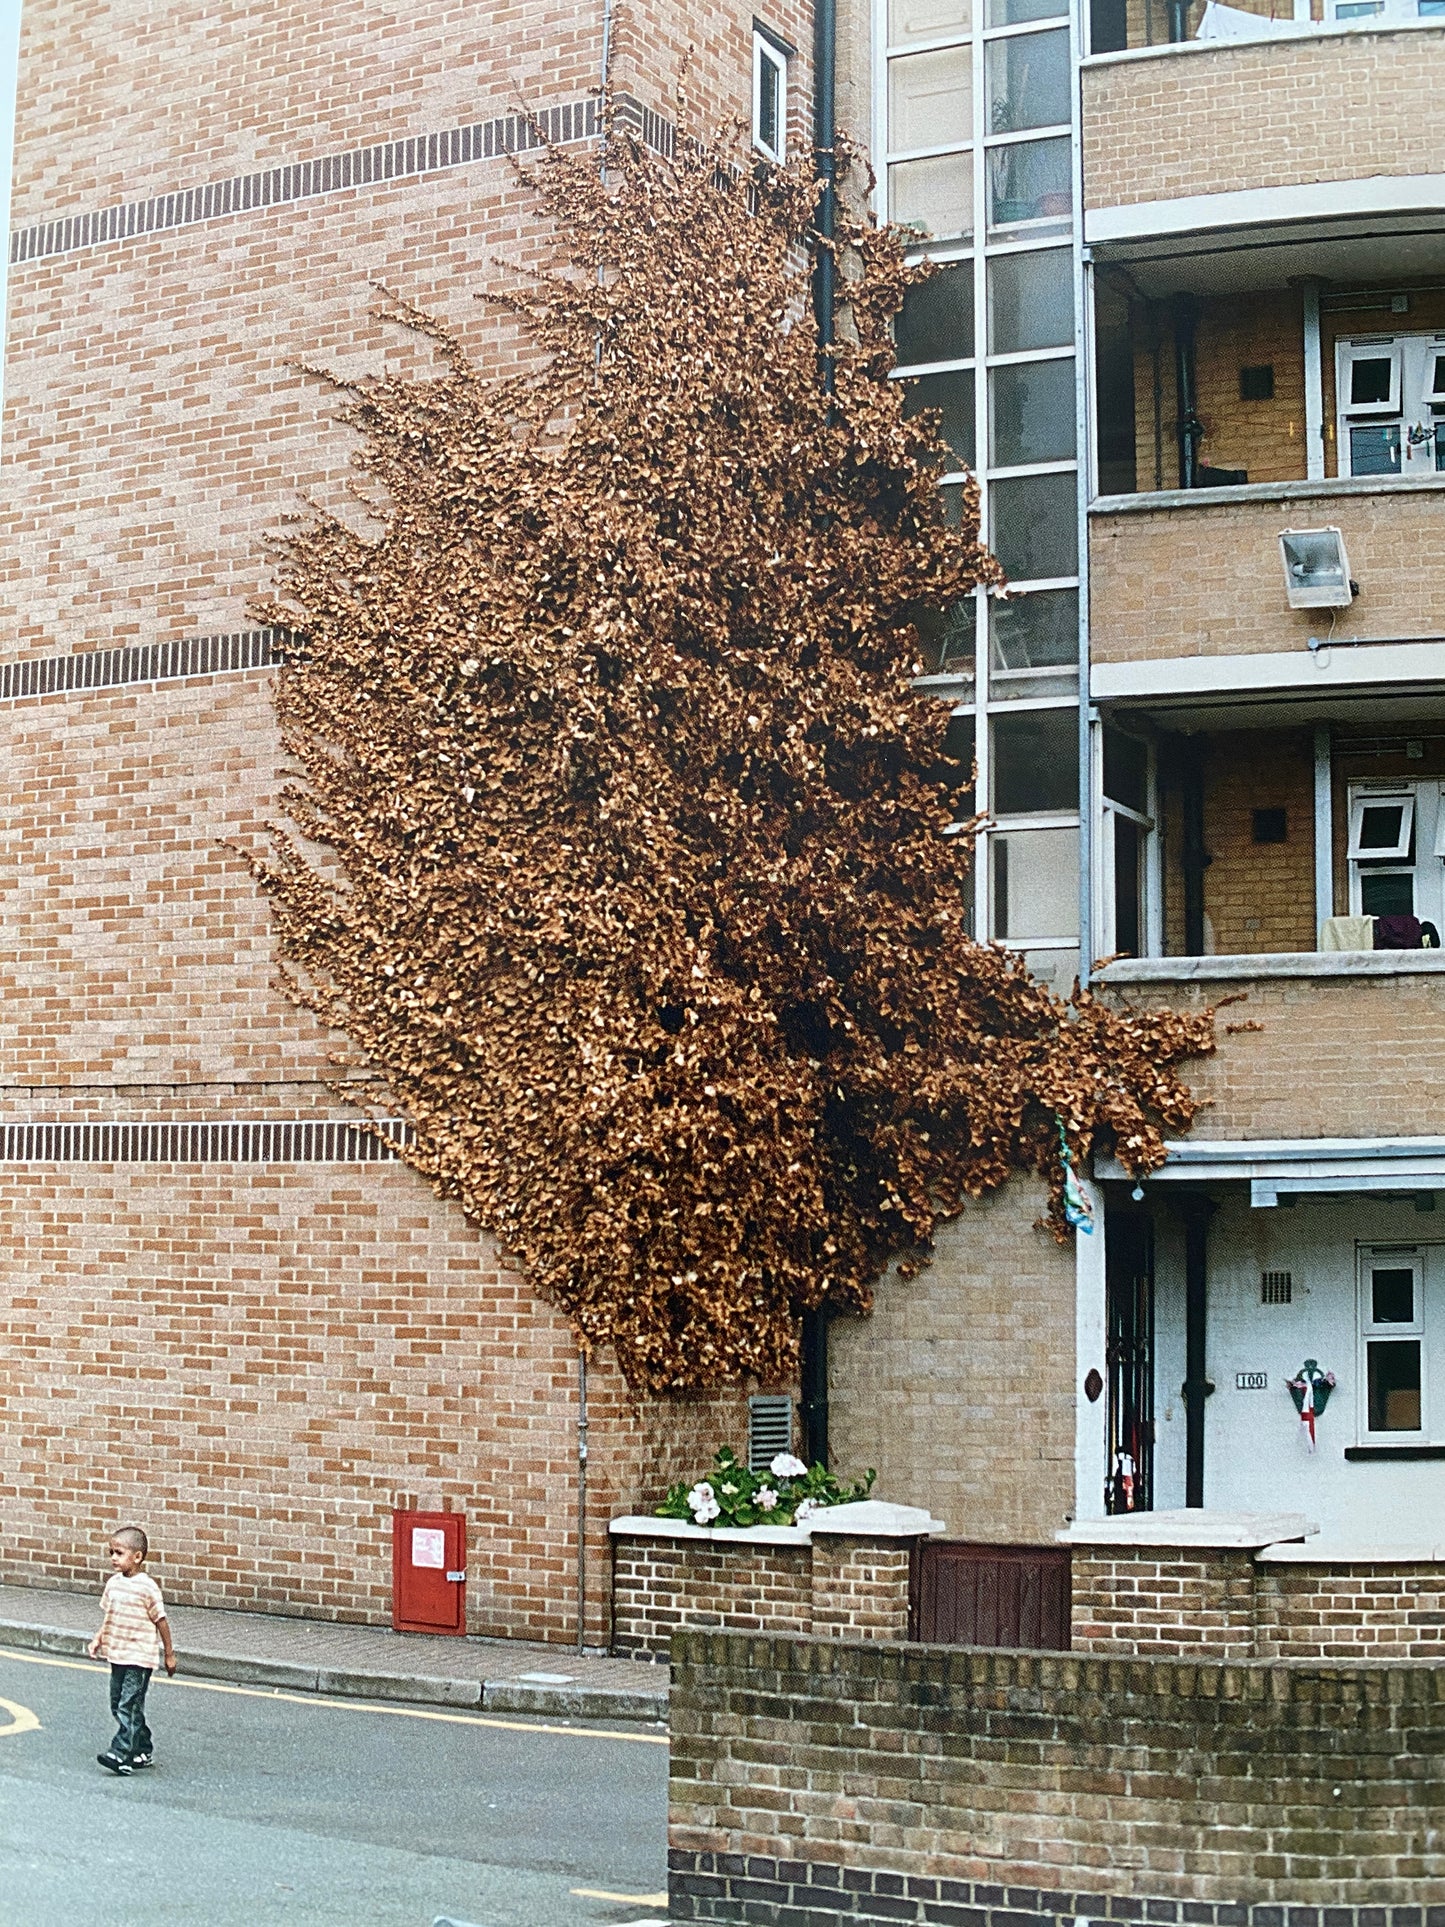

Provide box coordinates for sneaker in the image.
[96,1752,132,1776]
[129,1753,153,1769]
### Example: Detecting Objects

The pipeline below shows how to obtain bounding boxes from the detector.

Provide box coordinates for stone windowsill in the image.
[1059,1507,1318,1550]
[1096,952,1445,985]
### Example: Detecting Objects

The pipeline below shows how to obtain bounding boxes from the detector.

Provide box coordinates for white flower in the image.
[770,1453,808,1479]
[755,1486,778,1512]
[793,1498,821,1524]
[687,1481,720,1524]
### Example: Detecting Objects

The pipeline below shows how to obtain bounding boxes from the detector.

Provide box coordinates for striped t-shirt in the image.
[95,1571,166,1668]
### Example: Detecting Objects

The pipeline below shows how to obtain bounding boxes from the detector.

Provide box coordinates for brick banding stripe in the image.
[9,92,673,267]
[0,628,283,702]
[0,1120,415,1163]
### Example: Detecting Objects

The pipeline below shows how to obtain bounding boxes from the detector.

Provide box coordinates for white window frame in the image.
[1347,789,1415,862]
[1358,1247,1427,1443]
[752,28,789,162]
[1338,339,1402,418]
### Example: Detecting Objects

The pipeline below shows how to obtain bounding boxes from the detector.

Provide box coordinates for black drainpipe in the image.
[1182,1200,1214,1507]
[799,0,838,1469]
[1165,0,1191,40]
[1180,737,1210,957]
[1172,295,1203,489]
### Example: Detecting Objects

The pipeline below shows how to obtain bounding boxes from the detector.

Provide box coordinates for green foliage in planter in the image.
[657,1444,875,1529]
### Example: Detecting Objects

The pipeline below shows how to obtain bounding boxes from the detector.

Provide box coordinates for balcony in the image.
[1082,16,1445,239]
[1095,951,1445,1139]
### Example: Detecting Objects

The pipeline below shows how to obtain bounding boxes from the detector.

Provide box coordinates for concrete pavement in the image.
[0,1582,668,1724]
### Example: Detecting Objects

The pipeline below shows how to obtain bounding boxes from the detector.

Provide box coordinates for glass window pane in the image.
[756,51,781,154]
[989,248,1073,354]
[1349,423,1401,476]
[1103,726,1149,813]
[990,356,1076,467]
[937,711,977,799]
[988,471,1077,581]
[889,47,972,151]
[991,587,1077,672]
[1113,814,1143,957]
[889,153,974,241]
[1367,1340,1421,1432]
[916,597,977,675]
[903,370,976,468]
[897,260,975,366]
[992,826,1079,940]
[987,0,1067,27]
[988,136,1072,232]
[1372,1267,1415,1324]
[1350,356,1395,406]
[985,29,1071,133]
[993,706,1078,814]
[889,0,972,44]
[1360,871,1415,917]
[1359,801,1407,851]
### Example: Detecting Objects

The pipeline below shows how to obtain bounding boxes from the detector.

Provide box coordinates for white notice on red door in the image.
[411,1527,446,1569]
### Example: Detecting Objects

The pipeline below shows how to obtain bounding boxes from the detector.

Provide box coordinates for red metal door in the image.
[392,1510,466,1634]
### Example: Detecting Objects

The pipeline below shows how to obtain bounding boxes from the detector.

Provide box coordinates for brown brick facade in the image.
[1083,28,1445,213]
[1090,481,1445,667]
[1256,1558,1445,1661]
[669,1631,1445,1917]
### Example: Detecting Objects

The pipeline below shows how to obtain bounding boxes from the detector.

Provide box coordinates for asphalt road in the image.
[0,1647,671,1927]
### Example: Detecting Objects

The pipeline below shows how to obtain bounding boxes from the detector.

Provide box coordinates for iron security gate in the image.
[909,1542,1071,1649]
[1105,1209,1155,1515]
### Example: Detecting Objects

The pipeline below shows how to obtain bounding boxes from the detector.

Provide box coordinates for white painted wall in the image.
[1150,1190,1445,1543]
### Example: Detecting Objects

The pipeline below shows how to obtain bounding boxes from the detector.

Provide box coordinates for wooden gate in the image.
[909,1541,1071,1650]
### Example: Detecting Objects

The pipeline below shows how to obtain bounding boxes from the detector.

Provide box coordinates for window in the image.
[1335,333,1445,479]
[897,260,975,366]
[753,29,789,161]
[1360,1249,1425,1438]
[1346,781,1445,929]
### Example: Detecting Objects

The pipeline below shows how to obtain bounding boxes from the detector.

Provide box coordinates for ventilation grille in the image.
[747,1395,794,1473]
[1261,1270,1293,1305]
[0,629,282,704]
[0,1120,414,1164]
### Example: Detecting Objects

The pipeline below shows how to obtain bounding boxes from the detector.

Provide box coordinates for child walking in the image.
[87,1525,176,1775]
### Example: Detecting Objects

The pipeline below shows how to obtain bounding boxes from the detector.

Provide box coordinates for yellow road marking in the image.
[570,1889,670,1906]
[0,1695,41,1737]
[0,1647,666,1746]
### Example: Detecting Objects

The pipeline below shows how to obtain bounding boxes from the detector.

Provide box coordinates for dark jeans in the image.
[108,1664,153,1761]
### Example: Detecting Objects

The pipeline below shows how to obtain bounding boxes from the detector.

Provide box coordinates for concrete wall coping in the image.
[1060,1507,1318,1549]
[1091,472,1445,516]
[806,1501,947,1538]
[609,1515,811,1548]
[1257,1538,1445,1564]
[1097,951,1445,984]
[610,1501,945,1545]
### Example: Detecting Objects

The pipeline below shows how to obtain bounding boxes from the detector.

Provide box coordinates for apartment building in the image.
[3,0,1436,1644]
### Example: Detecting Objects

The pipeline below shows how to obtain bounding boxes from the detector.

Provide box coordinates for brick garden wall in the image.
[1256,1559,1445,1662]
[611,1538,814,1660]
[1071,1547,1258,1658]
[668,1630,1445,1920]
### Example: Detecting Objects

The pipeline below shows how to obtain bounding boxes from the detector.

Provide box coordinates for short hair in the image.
[112,1526,148,1558]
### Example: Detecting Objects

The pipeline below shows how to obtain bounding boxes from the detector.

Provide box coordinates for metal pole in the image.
[576,1347,589,1653]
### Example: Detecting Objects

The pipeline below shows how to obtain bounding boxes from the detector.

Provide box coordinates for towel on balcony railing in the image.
[1320,914,1375,951]
[1196,1,1313,38]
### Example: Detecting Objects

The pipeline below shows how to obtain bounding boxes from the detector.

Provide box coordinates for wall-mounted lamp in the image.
[1280,527,1354,610]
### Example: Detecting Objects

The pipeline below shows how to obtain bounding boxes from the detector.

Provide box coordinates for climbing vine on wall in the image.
[248,111,1213,1392]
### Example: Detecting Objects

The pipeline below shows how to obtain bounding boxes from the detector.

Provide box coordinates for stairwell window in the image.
[753,28,790,161]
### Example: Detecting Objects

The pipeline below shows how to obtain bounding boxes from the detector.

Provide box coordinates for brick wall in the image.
[0,0,809,1636]
[1090,480,1445,665]
[1071,1546,1257,1657]
[827,1184,1077,1544]
[1256,1558,1445,1661]
[1097,963,1445,1139]
[1083,28,1445,212]
[610,1536,813,1659]
[669,1631,1445,1919]
[610,1527,922,1659]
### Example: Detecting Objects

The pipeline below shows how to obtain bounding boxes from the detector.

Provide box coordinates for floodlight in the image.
[1280,527,1353,610]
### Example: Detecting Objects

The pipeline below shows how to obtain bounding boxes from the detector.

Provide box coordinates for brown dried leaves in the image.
[248,119,1213,1392]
